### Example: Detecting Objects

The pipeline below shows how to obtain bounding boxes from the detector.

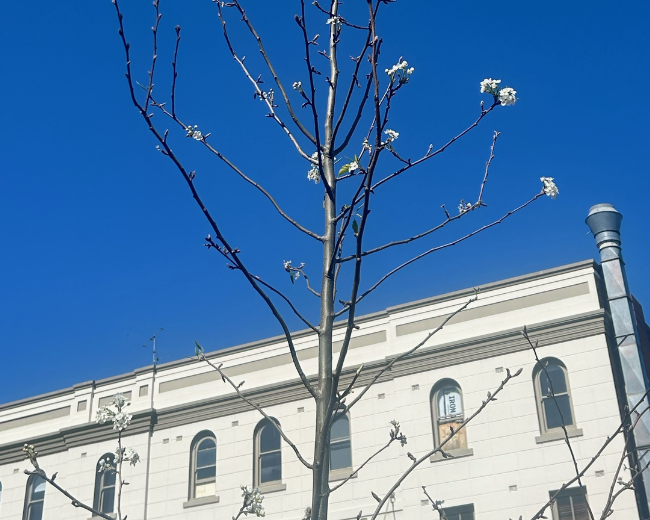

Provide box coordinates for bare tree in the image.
[21,1,565,519]
[107,1,556,519]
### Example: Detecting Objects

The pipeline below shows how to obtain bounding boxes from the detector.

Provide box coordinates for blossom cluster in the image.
[541,177,559,199]
[383,129,399,145]
[326,16,342,32]
[385,59,414,84]
[480,78,517,106]
[292,81,304,94]
[458,200,473,214]
[185,125,203,140]
[95,393,133,432]
[307,151,321,183]
[241,485,266,517]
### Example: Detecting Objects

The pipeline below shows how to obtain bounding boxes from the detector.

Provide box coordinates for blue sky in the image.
[1,1,649,405]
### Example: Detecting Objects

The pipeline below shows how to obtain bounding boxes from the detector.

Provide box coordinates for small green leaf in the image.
[290,273,295,284]
[338,164,350,176]
[352,220,359,235]
[194,340,204,356]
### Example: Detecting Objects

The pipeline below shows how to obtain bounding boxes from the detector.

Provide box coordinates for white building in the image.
[1,204,649,520]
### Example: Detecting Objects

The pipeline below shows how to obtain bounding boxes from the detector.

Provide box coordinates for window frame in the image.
[430,379,472,461]
[329,413,353,480]
[254,418,285,492]
[549,486,589,520]
[188,430,218,500]
[533,358,579,437]
[93,453,117,516]
[23,473,46,520]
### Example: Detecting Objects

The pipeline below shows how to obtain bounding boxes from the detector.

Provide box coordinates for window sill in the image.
[183,495,220,508]
[535,428,583,444]
[430,447,474,463]
[89,515,116,520]
[258,482,287,494]
[329,467,357,482]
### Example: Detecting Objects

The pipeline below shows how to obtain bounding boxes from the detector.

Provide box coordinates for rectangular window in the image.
[444,503,474,520]
[550,487,589,520]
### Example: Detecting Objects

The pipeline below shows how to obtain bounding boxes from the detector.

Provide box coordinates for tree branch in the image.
[368,366,523,520]
[199,354,314,470]
[216,2,314,161]
[227,0,317,145]
[338,192,544,314]
[111,0,317,400]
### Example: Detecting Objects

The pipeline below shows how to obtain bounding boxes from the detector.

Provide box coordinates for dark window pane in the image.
[31,476,46,501]
[557,496,573,520]
[196,466,216,480]
[103,470,117,487]
[197,446,216,468]
[101,487,115,513]
[260,451,281,483]
[572,494,590,520]
[330,440,352,470]
[540,364,567,396]
[544,394,574,429]
[260,424,281,453]
[198,438,216,451]
[331,416,349,441]
[28,501,44,520]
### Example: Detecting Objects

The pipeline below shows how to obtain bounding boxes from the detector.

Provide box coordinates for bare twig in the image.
[226,0,317,145]
[111,0,317,400]
[478,131,500,203]
[338,192,543,314]
[23,445,114,520]
[216,2,314,161]
[342,296,477,416]
[199,354,314,470]
[523,327,595,520]
[369,367,523,519]
[170,25,181,117]
[422,486,448,520]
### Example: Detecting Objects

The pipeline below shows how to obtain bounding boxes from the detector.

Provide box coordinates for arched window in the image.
[330,414,352,475]
[93,453,116,515]
[254,418,282,487]
[534,358,578,436]
[23,474,46,520]
[189,431,217,499]
[431,379,471,457]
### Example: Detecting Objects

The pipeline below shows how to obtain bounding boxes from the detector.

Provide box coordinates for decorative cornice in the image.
[0,260,597,412]
[0,409,156,465]
[0,309,608,466]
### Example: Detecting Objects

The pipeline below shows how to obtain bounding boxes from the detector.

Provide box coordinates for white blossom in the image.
[362,138,372,152]
[480,78,501,94]
[385,59,415,84]
[97,458,114,473]
[540,177,559,199]
[498,87,517,106]
[241,485,266,517]
[185,125,203,140]
[112,411,133,432]
[307,151,321,183]
[383,129,399,145]
[110,393,128,409]
[292,81,304,94]
[348,160,359,173]
[95,407,111,425]
[326,16,342,32]
[458,200,473,214]
[283,260,292,271]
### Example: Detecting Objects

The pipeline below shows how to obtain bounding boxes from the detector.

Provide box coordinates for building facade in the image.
[0,205,649,520]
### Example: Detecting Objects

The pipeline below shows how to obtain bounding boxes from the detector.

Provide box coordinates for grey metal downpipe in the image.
[586,203,650,517]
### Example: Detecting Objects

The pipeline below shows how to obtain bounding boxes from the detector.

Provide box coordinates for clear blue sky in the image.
[1,1,648,405]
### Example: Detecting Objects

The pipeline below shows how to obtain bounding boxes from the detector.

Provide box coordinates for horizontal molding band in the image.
[0,406,70,433]
[0,309,608,464]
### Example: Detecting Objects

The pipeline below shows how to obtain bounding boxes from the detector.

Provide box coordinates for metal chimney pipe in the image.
[586,203,650,515]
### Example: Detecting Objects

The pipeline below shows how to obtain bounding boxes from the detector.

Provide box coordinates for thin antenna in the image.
[143,328,164,368]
